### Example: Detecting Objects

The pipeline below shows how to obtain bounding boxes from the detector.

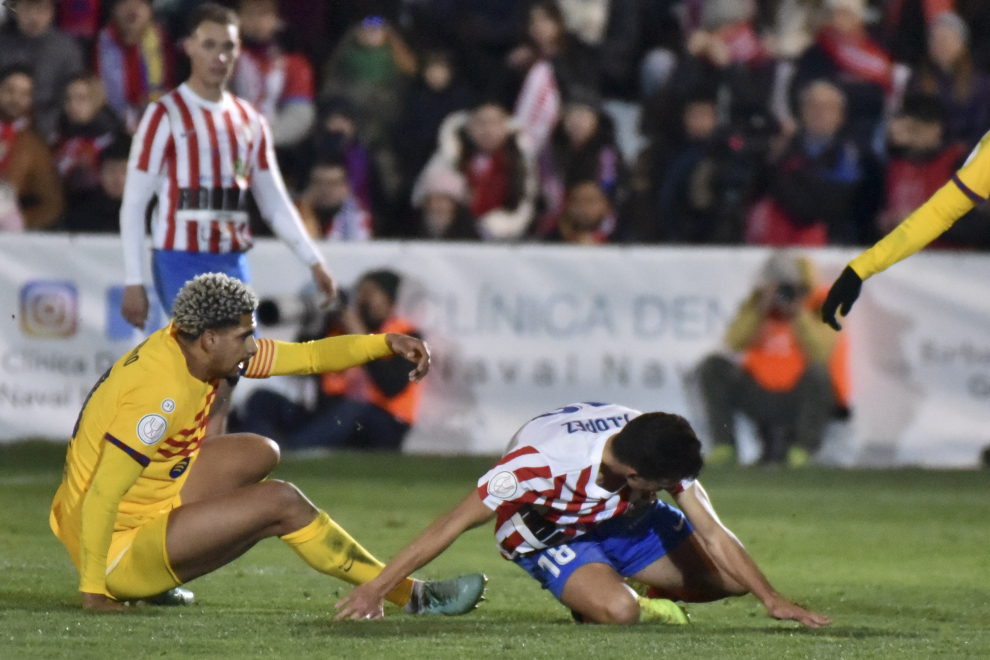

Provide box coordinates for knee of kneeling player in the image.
[594,594,641,625]
[244,433,281,472]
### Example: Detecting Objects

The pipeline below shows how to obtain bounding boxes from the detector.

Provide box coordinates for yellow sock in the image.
[280,511,414,606]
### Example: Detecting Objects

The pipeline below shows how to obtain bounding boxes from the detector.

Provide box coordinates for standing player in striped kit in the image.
[118,4,334,342]
[118,3,335,433]
[335,403,831,627]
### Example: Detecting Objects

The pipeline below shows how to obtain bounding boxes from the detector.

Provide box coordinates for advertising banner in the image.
[1,235,989,467]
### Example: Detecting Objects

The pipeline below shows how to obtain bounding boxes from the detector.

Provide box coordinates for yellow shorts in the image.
[105,512,182,601]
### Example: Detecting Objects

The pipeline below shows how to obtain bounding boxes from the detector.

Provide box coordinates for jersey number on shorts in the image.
[537,545,577,578]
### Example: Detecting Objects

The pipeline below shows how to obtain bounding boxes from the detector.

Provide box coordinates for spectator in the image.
[394,51,474,190]
[415,100,536,240]
[654,92,752,243]
[557,0,641,98]
[790,0,892,144]
[664,0,776,133]
[880,93,990,247]
[909,12,990,149]
[307,96,385,226]
[297,158,373,241]
[747,81,866,246]
[94,0,173,134]
[0,0,84,142]
[237,269,423,452]
[411,165,479,240]
[883,0,953,67]
[321,15,417,145]
[61,135,130,232]
[0,65,63,229]
[231,0,315,151]
[535,88,626,237]
[698,252,843,467]
[544,179,615,244]
[55,74,126,198]
[503,1,594,151]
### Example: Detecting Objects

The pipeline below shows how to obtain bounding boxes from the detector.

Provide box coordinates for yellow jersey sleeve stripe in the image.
[243,339,276,379]
[952,174,986,203]
[105,433,151,467]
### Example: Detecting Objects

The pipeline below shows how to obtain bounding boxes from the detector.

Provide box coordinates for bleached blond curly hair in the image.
[171,273,257,338]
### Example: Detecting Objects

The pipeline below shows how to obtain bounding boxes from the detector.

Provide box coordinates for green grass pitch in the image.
[2,441,990,660]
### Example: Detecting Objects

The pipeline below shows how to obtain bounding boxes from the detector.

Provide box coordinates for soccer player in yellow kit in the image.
[822,131,990,329]
[50,272,485,613]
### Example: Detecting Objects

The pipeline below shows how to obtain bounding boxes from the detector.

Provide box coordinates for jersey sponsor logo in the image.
[136,413,168,445]
[169,457,190,478]
[161,398,176,413]
[488,471,519,499]
[562,414,631,434]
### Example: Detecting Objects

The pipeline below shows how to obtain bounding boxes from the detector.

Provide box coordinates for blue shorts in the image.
[514,501,694,601]
[152,249,250,315]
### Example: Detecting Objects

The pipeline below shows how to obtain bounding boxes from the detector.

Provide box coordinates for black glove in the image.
[821,266,862,331]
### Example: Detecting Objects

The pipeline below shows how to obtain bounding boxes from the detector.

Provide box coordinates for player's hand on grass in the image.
[765,597,831,629]
[82,592,127,612]
[334,584,386,621]
[311,263,338,307]
[385,334,431,382]
[821,266,862,331]
[120,285,149,330]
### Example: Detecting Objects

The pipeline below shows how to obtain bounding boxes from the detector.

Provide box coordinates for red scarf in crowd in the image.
[817,26,894,91]
[465,149,510,219]
[0,118,28,177]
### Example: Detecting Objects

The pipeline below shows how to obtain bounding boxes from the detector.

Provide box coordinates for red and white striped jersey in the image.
[128,82,270,253]
[477,402,695,560]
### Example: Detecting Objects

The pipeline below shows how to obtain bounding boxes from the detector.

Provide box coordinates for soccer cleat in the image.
[787,446,811,468]
[406,574,487,616]
[637,596,689,625]
[139,587,195,606]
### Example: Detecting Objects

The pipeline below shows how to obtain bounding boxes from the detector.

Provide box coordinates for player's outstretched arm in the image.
[248,334,430,381]
[675,482,831,629]
[334,491,495,621]
[822,177,976,330]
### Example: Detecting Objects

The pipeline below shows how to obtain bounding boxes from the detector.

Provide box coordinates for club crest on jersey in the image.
[136,413,168,445]
[169,457,190,478]
[488,471,518,499]
[161,398,175,413]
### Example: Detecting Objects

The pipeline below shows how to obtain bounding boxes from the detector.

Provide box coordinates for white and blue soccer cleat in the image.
[405,574,487,616]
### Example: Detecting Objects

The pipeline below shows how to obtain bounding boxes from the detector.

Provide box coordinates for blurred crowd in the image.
[2,0,990,247]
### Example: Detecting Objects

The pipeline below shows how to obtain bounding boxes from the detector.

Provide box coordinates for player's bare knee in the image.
[239,433,280,475]
[593,593,640,625]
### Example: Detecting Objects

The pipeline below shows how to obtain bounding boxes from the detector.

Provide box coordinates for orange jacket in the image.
[321,317,422,424]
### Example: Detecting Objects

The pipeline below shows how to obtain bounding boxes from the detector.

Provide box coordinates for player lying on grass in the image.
[822,129,990,330]
[50,272,485,614]
[335,402,832,627]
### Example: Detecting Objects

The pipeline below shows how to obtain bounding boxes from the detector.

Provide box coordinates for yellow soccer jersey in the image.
[849,130,990,279]
[50,325,393,594]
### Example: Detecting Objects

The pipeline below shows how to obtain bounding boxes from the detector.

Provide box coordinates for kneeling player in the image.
[335,403,831,626]
[51,273,484,614]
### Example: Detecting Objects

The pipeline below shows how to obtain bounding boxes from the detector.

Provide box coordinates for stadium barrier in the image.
[2,234,990,467]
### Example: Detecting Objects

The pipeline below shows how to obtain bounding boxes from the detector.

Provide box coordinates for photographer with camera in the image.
[698,252,845,467]
[235,269,422,451]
